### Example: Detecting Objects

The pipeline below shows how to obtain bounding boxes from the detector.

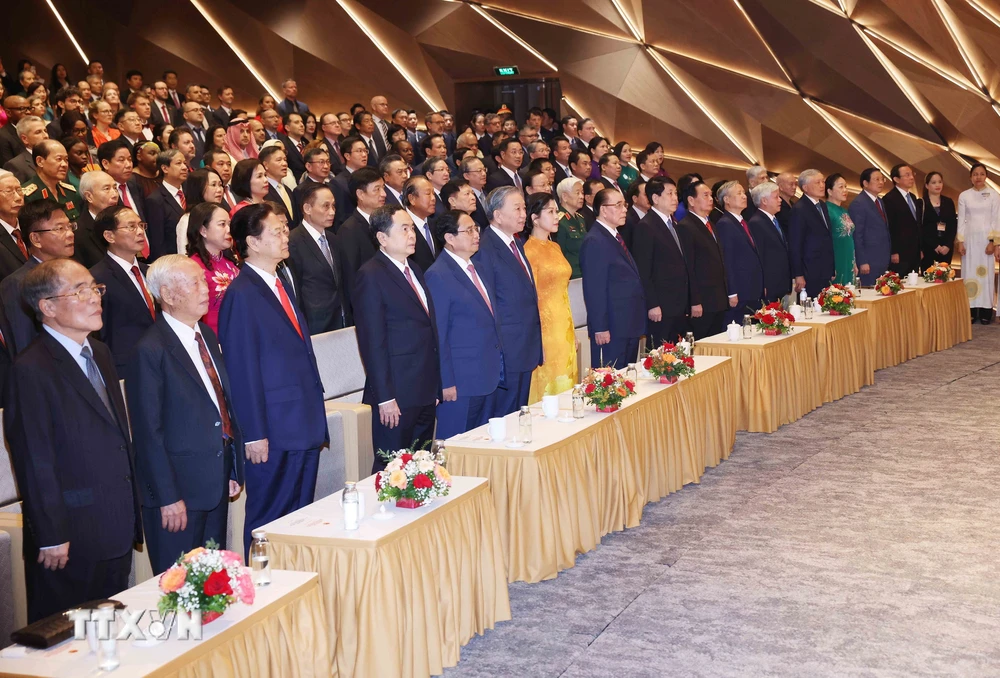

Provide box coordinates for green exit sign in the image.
[494,66,519,77]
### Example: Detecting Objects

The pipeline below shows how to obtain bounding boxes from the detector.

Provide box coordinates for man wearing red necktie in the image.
[714,180,765,326]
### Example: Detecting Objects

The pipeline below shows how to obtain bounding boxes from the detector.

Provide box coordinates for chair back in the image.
[312,327,367,402]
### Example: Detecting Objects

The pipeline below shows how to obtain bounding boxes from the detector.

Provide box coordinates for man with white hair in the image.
[748,181,792,304]
[3,115,47,182]
[75,170,121,268]
[276,79,309,118]
[714,180,764,324]
[743,165,768,222]
[0,169,28,280]
[788,169,835,296]
[126,254,244,574]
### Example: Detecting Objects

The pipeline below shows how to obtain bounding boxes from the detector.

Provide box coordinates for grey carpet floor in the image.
[445,324,1000,678]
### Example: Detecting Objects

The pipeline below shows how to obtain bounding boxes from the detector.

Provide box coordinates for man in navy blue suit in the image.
[580,189,645,368]
[748,181,793,304]
[471,186,542,415]
[353,205,441,471]
[714,181,764,324]
[218,203,327,551]
[848,167,890,286]
[425,210,503,439]
[126,255,244,574]
[789,169,836,297]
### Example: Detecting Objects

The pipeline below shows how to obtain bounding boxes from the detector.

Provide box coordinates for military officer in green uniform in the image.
[20,139,81,223]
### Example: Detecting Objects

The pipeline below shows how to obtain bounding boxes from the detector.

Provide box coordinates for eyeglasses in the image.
[35,223,78,235]
[43,283,106,303]
[457,226,480,235]
[116,222,147,233]
[0,187,25,197]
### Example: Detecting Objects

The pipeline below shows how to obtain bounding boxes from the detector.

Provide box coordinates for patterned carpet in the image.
[446,324,1000,678]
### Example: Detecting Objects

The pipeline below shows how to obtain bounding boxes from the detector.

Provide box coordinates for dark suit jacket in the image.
[4,331,141,560]
[184,124,206,168]
[4,150,35,183]
[383,186,403,209]
[715,213,764,319]
[336,211,377,324]
[472,193,489,230]
[319,137,345,176]
[264,183,292,223]
[553,163,569,189]
[90,255,157,372]
[580,205,596,230]
[621,206,642,252]
[212,107,233,127]
[882,187,923,275]
[777,197,793,237]
[788,197,836,296]
[217,265,327,451]
[73,210,108,269]
[0,223,28,281]
[331,168,355,231]
[287,223,349,334]
[478,133,493,158]
[485,168,517,194]
[749,210,792,302]
[579,223,645,339]
[354,252,440,409]
[0,123,25,168]
[676,213,728,313]
[633,210,693,318]
[409,215,437,273]
[471,227,542,374]
[145,183,185,261]
[125,317,245,511]
[424,252,502,396]
[0,257,40,358]
[149,101,180,127]
[921,194,957,267]
[279,134,307,182]
[290,176,326,228]
[121,176,148,222]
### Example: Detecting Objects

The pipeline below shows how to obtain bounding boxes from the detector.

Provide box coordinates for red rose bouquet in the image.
[752,301,795,335]
[375,447,451,509]
[642,341,695,384]
[582,367,635,412]
[923,261,955,283]
[157,540,254,625]
[874,271,903,296]
[817,283,854,315]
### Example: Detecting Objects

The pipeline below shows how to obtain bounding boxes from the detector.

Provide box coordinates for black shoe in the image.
[980,308,993,325]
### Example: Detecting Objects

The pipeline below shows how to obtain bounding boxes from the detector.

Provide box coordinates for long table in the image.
[796,308,875,403]
[693,326,821,433]
[445,355,736,584]
[260,475,510,678]
[852,288,923,369]
[906,279,972,354]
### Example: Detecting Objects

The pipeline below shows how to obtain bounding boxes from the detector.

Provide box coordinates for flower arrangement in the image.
[817,283,855,315]
[752,301,795,335]
[923,261,956,283]
[375,447,451,509]
[874,271,904,296]
[582,367,636,412]
[642,341,695,384]
[158,540,254,624]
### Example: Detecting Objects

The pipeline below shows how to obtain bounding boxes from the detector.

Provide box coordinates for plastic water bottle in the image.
[799,289,808,307]
[519,406,532,443]
[250,530,271,587]
[572,385,585,419]
[343,482,360,531]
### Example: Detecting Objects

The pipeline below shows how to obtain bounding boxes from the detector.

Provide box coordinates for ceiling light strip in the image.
[836,0,849,16]
[470,5,558,71]
[803,97,888,174]
[610,0,643,43]
[188,0,278,99]
[861,27,983,96]
[948,150,1000,191]
[336,0,443,110]
[966,0,1000,29]
[43,0,89,65]
[816,100,950,150]
[648,45,798,93]
[559,95,602,137]
[729,0,796,88]
[853,27,936,126]
[929,0,987,92]
[474,2,635,42]
[801,0,848,15]
[646,48,758,165]
[660,153,749,171]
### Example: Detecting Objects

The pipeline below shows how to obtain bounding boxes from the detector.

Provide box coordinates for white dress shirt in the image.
[244,262,282,302]
[161,312,222,414]
[43,324,100,382]
[0,217,18,238]
[385,185,403,205]
[162,180,184,210]
[443,248,491,306]
[118,181,139,212]
[408,209,435,254]
[106,250,147,298]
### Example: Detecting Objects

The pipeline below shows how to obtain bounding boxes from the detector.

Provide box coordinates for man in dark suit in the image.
[380,154,407,209]
[145,149,188,261]
[485,138,525,194]
[212,85,235,127]
[460,156,490,230]
[290,147,332,227]
[353,205,440,472]
[279,112,308,183]
[676,181,734,338]
[150,81,180,127]
[581,179,603,230]
[634,179,693,345]
[776,171,797,237]
[218,203,327,552]
[126,255,245,574]
[426,210,502,439]
[74,171,120,268]
[715,181,765,325]
[883,163,923,276]
[318,113,346,176]
[477,113,499,158]
[287,183,348,334]
[402,175,438,272]
[338,167,385,322]
[580,189,645,368]
[90,206,156,372]
[0,170,28,280]
[789,169,836,297]
[621,179,647,252]
[331,136,369,231]
[749,181,793,304]
[0,96,29,168]
[180,102,207,168]
[97,139,146,222]
[5,258,141,621]
[849,167,891,286]
[741,166,769,223]
[549,136,572,188]
[0,201,77,358]
[598,154,624,195]
[472,186,542,415]
[259,145,293,223]
[3,116,47,183]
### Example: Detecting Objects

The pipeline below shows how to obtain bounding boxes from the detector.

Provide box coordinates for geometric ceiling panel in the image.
[479,0,635,40]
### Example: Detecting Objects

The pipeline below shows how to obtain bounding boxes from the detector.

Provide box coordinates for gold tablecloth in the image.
[909,280,972,354]
[266,478,511,678]
[694,327,821,433]
[446,356,736,584]
[796,309,875,403]
[853,289,922,369]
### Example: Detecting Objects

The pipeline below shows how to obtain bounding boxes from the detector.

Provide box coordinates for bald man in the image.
[0,96,30,166]
[370,95,391,161]
[776,171,797,237]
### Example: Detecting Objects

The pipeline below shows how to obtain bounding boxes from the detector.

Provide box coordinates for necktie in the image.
[423,223,434,255]
[177,188,187,210]
[225,186,236,208]
[318,233,335,270]
[740,218,756,248]
[275,278,303,339]
[161,102,169,122]
[468,263,492,314]
[277,184,293,216]
[513,172,522,191]
[772,217,785,244]
[194,332,233,438]
[509,241,531,280]
[615,230,634,264]
[378,119,389,141]
[665,217,682,254]
[296,138,304,153]
[131,265,155,319]
[403,265,428,314]
[816,201,829,230]
[906,192,916,219]
[875,198,887,223]
[704,219,715,238]
[119,184,132,209]
[81,345,114,417]
[11,228,26,259]
[368,138,378,161]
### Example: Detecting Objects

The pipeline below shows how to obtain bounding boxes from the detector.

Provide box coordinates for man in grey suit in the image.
[2,116,47,183]
[848,167,891,286]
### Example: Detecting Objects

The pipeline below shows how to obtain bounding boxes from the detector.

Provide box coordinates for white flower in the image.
[386,459,403,473]
[417,460,434,473]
